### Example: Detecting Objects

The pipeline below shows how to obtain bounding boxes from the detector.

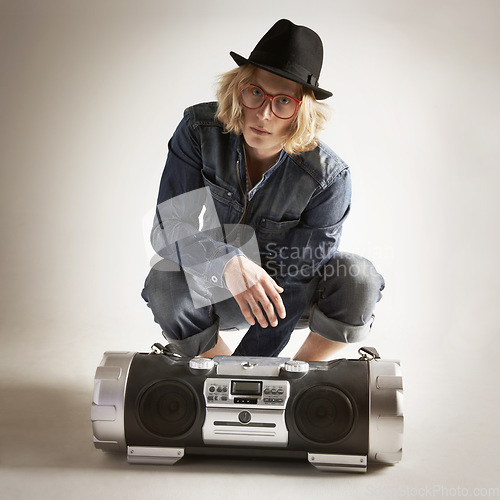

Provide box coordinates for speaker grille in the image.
[294,386,354,444]
[138,380,197,438]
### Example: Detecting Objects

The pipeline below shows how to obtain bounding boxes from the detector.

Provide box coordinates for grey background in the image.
[1,0,499,498]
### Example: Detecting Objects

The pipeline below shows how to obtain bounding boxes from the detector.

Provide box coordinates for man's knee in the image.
[142,265,182,320]
[325,252,383,295]
[142,262,205,339]
[318,252,384,326]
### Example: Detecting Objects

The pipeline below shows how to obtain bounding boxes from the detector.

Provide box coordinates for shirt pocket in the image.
[201,171,244,224]
[256,216,301,243]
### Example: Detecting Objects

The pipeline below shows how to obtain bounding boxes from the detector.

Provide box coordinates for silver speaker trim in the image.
[92,351,136,452]
[368,359,404,463]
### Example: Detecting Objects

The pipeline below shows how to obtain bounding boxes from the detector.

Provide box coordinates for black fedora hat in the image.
[230,19,332,100]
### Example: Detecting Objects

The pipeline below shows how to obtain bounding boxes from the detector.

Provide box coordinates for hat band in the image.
[249,50,319,88]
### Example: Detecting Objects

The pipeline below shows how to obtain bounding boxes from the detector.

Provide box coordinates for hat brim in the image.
[230,51,333,100]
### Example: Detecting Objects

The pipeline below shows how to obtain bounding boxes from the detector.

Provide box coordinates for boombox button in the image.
[284,360,309,373]
[238,411,251,424]
[189,357,215,370]
[264,388,271,395]
[277,389,284,395]
[209,386,216,393]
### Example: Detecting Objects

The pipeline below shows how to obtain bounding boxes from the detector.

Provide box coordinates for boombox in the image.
[91,346,403,473]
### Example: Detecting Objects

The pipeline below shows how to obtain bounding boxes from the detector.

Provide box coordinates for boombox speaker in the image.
[91,346,403,473]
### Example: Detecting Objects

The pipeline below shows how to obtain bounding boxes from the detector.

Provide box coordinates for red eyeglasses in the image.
[240,84,302,120]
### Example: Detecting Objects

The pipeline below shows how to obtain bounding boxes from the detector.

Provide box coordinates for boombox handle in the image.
[358,346,380,360]
[151,342,383,362]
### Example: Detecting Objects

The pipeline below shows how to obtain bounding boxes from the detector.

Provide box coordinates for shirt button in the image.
[227,192,232,197]
[211,276,218,283]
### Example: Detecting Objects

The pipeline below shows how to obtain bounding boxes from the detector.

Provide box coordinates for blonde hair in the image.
[216,65,330,154]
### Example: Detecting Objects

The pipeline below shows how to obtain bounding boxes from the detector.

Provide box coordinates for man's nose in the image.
[256,97,273,120]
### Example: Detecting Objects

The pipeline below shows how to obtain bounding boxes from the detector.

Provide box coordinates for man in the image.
[142,19,384,360]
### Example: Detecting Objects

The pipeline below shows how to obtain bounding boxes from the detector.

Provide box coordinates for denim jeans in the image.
[141,252,385,357]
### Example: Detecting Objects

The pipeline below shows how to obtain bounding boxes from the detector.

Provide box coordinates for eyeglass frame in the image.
[239,84,303,120]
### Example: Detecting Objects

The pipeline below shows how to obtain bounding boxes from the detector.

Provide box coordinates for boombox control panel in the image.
[202,376,291,447]
[91,347,404,473]
[204,379,289,407]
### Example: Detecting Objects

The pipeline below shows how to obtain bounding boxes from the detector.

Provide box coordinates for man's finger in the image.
[234,296,255,326]
[261,298,278,327]
[246,296,269,328]
[264,283,287,320]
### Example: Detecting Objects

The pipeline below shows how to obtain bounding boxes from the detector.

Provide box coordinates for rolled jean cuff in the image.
[163,318,219,357]
[309,305,374,344]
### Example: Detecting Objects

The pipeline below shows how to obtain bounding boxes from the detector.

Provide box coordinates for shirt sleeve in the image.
[150,109,243,288]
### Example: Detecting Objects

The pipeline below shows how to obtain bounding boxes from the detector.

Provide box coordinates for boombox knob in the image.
[189,357,215,370]
[284,360,309,373]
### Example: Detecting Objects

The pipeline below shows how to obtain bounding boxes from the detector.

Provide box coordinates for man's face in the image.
[241,68,301,158]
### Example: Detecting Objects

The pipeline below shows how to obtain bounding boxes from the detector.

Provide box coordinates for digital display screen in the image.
[231,380,262,396]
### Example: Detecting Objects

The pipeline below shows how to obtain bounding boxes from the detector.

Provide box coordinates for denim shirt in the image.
[151,101,351,293]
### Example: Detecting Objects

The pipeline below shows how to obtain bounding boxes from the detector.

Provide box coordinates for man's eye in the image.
[277,96,291,105]
[252,87,263,97]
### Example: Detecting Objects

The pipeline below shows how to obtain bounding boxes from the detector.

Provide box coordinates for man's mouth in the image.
[250,127,271,136]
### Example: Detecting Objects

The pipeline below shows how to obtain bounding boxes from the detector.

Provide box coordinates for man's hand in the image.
[223,255,286,328]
